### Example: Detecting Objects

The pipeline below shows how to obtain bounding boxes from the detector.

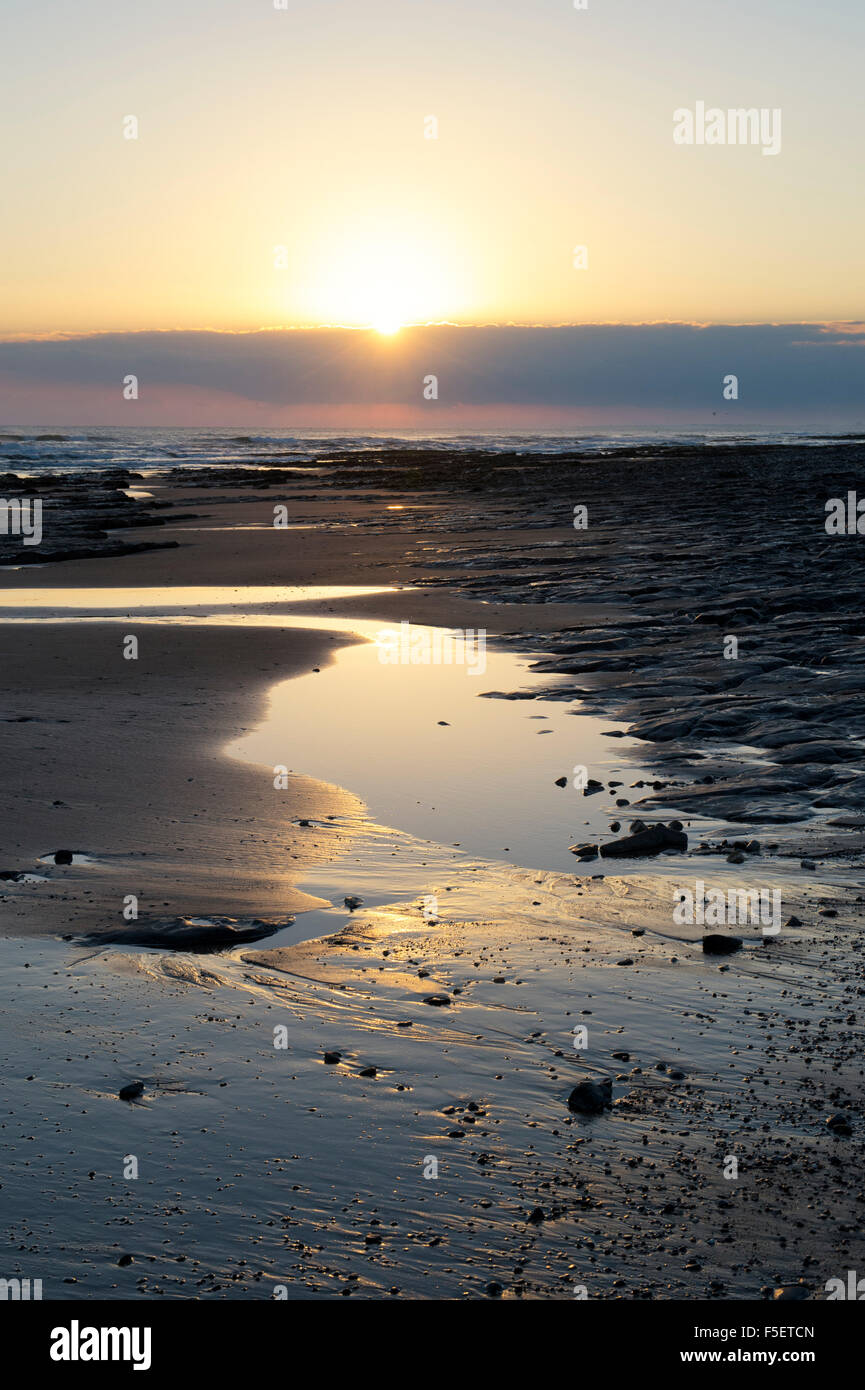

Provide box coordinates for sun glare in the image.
[297,219,467,333]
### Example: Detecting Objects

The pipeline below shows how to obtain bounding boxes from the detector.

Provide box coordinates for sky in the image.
[1,0,863,424]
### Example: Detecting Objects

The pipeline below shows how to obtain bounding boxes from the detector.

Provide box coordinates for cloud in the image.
[1,323,864,426]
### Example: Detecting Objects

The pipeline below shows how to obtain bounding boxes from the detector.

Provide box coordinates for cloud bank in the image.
[1,323,863,428]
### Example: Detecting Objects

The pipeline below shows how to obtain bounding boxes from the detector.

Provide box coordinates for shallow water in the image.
[229,614,647,877]
[0,582,723,934]
[0,584,395,613]
[3,580,782,953]
[0,586,643,875]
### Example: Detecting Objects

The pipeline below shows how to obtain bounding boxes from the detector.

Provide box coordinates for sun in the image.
[373,316,402,337]
[297,218,468,333]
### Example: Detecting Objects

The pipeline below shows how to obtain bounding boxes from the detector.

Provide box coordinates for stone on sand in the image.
[118,1081,145,1102]
[702,935,743,955]
[567,1077,613,1115]
[600,825,687,858]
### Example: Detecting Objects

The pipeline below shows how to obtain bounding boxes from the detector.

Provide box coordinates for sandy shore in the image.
[1,454,863,1300]
[0,620,370,934]
[2,857,862,1300]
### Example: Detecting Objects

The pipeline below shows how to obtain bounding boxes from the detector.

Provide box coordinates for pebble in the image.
[118,1081,145,1102]
[567,1078,613,1115]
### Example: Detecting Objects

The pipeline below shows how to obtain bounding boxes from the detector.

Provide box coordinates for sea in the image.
[0,426,861,475]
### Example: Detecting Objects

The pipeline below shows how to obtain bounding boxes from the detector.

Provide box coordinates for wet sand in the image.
[2,859,862,1300]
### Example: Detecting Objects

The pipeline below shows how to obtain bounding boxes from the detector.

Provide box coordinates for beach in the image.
[1,436,863,1300]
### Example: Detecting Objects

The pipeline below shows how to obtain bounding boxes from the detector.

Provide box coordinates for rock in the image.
[569,842,598,860]
[600,826,687,858]
[813,774,865,810]
[583,779,604,796]
[774,741,855,765]
[773,1284,811,1301]
[826,1113,852,1136]
[800,859,817,871]
[527,1206,546,1224]
[567,1077,613,1115]
[646,768,827,823]
[117,1254,134,1267]
[359,1066,377,1078]
[702,935,743,955]
[609,821,621,833]
[693,607,762,625]
[53,849,74,865]
[344,896,363,910]
[423,994,451,1006]
[118,1081,145,1102]
[785,915,803,927]
[554,776,568,788]
[86,916,287,952]
[323,1051,341,1065]
[726,852,746,864]
[486,1282,503,1298]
